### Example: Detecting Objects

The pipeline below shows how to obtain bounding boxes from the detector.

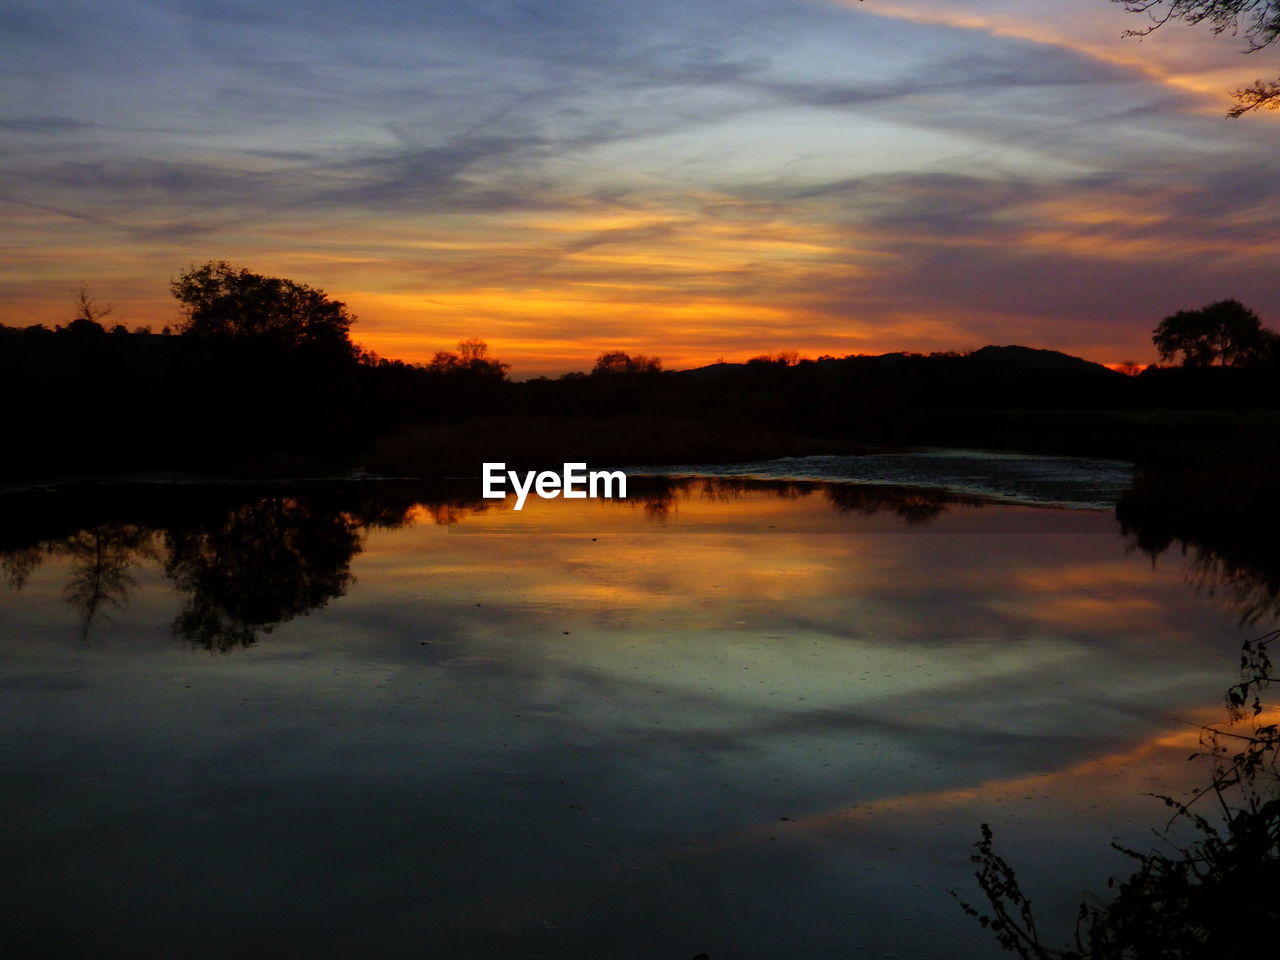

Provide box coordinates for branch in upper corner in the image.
[1228,78,1280,115]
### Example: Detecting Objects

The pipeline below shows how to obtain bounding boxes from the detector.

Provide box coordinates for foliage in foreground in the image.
[958,628,1280,959]
[1115,1,1280,116]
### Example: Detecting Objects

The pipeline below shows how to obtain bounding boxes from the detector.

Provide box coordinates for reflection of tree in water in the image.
[1118,465,1280,626]
[163,498,361,651]
[698,478,810,502]
[61,524,155,638]
[617,476,683,519]
[4,476,975,648]
[0,482,479,651]
[1185,551,1280,629]
[414,497,493,526]
[824,483,953,525]
[2,523,156,636]
[624,476,963,524]
[963,461,1280,957]
[1,545,43,590]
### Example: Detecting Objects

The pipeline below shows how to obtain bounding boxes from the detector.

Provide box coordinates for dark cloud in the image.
[0,116,95,133]
[4,0,1276,362]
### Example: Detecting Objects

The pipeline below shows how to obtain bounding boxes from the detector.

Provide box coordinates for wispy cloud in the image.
[3,0,1278,372]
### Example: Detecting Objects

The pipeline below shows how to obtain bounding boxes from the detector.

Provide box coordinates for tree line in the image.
[3,261,1278,479]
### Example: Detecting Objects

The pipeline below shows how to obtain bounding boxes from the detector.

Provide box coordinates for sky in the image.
[2,0,1279,377]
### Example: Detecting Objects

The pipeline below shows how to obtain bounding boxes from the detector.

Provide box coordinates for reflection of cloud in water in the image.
[778,709,1240,835]
[0,478,1268,960]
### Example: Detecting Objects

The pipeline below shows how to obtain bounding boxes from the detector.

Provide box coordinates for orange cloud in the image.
[841,0,1279,113]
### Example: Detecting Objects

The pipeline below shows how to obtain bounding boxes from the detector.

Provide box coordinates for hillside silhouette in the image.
[4,265,1279,480]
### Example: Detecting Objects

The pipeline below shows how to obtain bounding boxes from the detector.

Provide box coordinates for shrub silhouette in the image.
[958,628,1280,959]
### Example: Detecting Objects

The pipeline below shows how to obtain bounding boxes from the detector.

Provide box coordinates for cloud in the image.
[842,0,1267,107]
[4,0,1280,370]
[0,116,95,134]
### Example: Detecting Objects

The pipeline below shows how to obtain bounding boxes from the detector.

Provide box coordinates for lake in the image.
[0,458,1268,958]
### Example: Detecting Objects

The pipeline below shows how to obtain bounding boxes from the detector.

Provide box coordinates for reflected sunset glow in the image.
[0,479,1272,957]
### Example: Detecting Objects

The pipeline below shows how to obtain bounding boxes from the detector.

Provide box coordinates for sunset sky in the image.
[3,0,1279,377]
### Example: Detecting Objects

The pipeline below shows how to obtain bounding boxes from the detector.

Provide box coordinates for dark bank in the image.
[4,263,1280,482]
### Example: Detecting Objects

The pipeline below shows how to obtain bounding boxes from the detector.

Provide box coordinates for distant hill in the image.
[677,345,1119,378]
[680,361,740,379]
[967,345,1120,376]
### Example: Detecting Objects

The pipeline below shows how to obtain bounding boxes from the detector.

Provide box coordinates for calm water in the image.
[631,448,1134,510]
[0,472,1266,959]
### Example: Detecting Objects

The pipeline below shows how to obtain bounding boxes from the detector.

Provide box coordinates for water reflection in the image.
[629,476,960,522]
[1118,465,1280,626]
[0,483,431,649]
[0,478,980,650]
[5,474,1276,648]
[960,627,1280,958]
[61,524,153,638]
[163,499,361,652]
[825,483,948,524]
[0,474,1271,960]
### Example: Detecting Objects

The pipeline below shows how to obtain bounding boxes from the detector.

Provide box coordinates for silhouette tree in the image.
[1115,1,1280,115]
[592,351,663,375]
[958,627,1280,958]
[747,350,801,367]
[427,338,509,378]
[1152,299,1276,367]
[170,260,356,358]
[65,282,111,335]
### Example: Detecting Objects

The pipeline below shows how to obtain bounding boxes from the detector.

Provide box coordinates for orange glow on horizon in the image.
[4,8,1272,379]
